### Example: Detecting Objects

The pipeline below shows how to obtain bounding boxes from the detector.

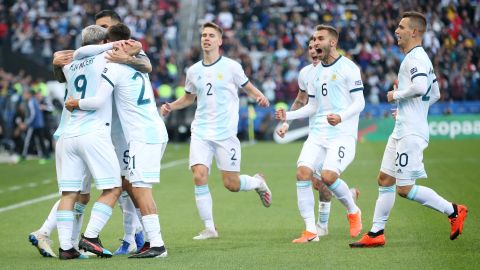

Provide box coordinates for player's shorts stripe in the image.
[101,74,114,88]
[241,79,249,87]
[411,73,427,81]
[349,87,364,93]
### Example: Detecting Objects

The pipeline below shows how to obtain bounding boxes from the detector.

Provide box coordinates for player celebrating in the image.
[160,22,272,240]
[276,37,359,238]
[276,24,365,242]
[350,11,467,248]
[66,23,169,259]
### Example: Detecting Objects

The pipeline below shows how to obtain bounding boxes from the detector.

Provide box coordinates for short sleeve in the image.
[185,67,196,94]
[347,65,364,93]
[298,67,307,92]
[101,63,121,88]
[232,62,249,88]
[407,56,429,82]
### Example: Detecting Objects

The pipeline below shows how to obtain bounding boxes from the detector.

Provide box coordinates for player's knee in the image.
[296,166,312,180]
[320,171,338,186]
[79,193,90,205]
[222,175,240,192]
[377,171,395,187]
[396,185,411,198]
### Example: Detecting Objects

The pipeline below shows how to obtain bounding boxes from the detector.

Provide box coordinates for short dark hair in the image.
[95,10,122,23]
[402,11,427,33]
[202,22,223,36]
[315,24,339,40]
[108,23,131,41]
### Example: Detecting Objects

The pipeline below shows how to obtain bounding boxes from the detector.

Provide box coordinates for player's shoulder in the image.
[186,60,204,74]
[299,63,314,74]
[219,56,242,69]
[338,55,361,72]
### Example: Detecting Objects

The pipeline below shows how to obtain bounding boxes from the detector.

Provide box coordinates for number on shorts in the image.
[123,150,129,165]
[128,155,136,170]
[395,152,408,167]
[206,83,213,96]
[133,72,151,105]
[230,148,237,161]
[338,146,345,158]
[321,83,328,96]
[74,75,87,99]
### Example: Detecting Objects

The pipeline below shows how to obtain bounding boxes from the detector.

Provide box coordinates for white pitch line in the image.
[8,186,21,191]
[0,158,189,214]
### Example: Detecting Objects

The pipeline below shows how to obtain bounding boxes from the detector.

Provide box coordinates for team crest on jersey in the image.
[217,73,223,80]
[331,74,337,81]
[410,67,418,74]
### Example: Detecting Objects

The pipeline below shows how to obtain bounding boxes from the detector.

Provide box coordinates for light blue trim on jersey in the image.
[296,181,312,189]
[202,56,222,67]
[407,185,419,200]
[411,73,427,81]
[321,55,342,67]
[102,74,114,88]
[327,179,343,191]
[379,185,396,193]
[349,87,364,93]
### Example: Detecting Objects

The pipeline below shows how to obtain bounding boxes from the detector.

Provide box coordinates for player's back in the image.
[186,56,247,140]
[393,46,435,141]
[62,52,111,138]
[103,63,168,144]
[309,56,364,139]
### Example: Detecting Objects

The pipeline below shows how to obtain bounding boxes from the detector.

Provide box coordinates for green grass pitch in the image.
[0,140,478,270]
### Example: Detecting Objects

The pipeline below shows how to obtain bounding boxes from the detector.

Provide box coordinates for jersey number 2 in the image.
[133,72,151,105]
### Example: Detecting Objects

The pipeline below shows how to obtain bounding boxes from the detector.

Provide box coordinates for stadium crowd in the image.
[1,0,480,159]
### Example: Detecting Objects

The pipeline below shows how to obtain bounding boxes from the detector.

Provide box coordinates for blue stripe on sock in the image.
[296,181,311,188]
[407,185,419,200]
[92,202,112,216]
[379,185,396,193]
[195,184,210,195]
[239,176,247,191]
[74,202,87,214]
[328,179,343,191]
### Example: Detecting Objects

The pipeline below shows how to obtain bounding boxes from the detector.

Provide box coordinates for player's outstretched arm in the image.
[275,91,308,137]
[160,93,196,117]
[53,50,74,83]
[284,96,318,121]
[429,80,441,106]
[64,80,114,112]
[242,82,270,107]
[73,42,115,60]
[105,41,152,73]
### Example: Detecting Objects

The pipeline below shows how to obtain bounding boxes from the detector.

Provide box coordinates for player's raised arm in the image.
[242,82,269,107]
[105,40,152,73]
[52,50,74,83]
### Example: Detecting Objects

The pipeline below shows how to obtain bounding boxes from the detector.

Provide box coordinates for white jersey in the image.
[53,105,70,140]
[101,62,168,144]
[392,46,436,141]
[62,52,111,138]
[308,56,364,140]
[185,56,249,141]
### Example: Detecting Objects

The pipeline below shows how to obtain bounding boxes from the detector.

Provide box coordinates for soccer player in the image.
[28,10,146,258]
[276,37,359,237]
[350,11,467,248]
[66,23,169,259]
[57,25,122,259]
[276,24,365,243]
[160,22,272,240]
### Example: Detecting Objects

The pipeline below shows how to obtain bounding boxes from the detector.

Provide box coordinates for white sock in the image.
[71,202,86,246]
[317,201,331,228]
[239,175,262,191]
[119,193,137,244]
[296,181,316,233]
[39,199,60,236]
[84,202,112,238]
[328,179,358,214]
[195,184,215,230]
[407,185,454,215]
[141,214,164,247]
[371,185,396,233]
[136,208,148,241]
[56,210,74,250]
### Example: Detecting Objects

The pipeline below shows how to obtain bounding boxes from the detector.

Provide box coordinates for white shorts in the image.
[380,135,428,182]
[189,136,241,173]
[125,141,166,184]
[55,135,91,194]
[111,127,129,177]
[59,128,121,192]
[297,136,356,176]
